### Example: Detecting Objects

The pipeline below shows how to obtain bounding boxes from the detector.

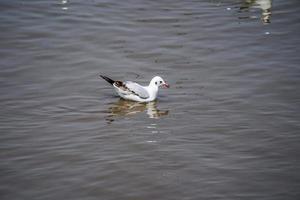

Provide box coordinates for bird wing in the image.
[123,81,149,99]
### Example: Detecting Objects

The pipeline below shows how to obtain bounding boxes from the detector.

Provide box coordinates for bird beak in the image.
[162,83,170,88]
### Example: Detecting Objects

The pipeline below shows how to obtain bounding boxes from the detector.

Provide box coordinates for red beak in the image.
[162,83,170,88]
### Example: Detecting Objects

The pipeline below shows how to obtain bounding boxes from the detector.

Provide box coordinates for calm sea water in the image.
[1,0,300,199]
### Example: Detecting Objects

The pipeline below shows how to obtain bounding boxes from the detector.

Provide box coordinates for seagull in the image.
[100,75,169,102]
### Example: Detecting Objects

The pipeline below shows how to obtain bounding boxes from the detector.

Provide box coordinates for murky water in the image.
[1,0,300,199]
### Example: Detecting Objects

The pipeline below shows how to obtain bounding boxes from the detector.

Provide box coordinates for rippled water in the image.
[1,0,300,199]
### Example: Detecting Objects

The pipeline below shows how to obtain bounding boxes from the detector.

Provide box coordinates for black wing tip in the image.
[99,74,115,85]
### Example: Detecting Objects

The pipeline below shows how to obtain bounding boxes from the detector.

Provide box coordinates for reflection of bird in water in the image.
[105,99,169,123]
[240,0,272,24]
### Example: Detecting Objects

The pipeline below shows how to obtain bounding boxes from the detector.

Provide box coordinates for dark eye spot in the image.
[160,81,162,84]
[155,82,157,85]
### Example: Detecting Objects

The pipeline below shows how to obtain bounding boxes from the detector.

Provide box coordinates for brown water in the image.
[1,0,300,199]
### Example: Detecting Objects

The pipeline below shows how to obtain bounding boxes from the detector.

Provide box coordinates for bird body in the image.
[100,75,169,102]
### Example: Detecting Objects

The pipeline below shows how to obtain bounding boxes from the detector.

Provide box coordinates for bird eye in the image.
[155,82,157,85]
[160,81,162,84]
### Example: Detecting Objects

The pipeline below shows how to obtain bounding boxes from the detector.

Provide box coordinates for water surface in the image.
[1,0,300,199]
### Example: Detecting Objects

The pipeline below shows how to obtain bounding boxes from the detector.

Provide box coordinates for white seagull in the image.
[100,75,169,102]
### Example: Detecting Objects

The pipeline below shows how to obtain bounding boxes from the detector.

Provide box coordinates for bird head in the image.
[150,76,170,88]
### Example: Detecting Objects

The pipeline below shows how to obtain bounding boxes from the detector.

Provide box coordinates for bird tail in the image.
[99,75,115,85]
